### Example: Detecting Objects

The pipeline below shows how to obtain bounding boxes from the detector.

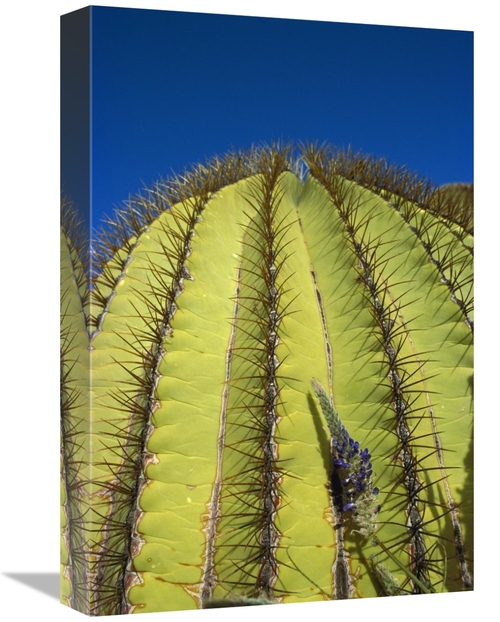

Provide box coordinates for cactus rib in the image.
[200,259,243,603]
[60,199,91,612]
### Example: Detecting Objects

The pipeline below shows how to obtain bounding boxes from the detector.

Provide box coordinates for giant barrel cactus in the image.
[60,143,473,615]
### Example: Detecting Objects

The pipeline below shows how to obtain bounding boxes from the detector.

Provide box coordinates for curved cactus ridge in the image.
[60,143,473,615]
[60,198,91,610]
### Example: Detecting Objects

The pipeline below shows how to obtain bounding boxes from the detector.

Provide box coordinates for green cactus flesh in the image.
[60,145,473,615]
[60,200,91,611]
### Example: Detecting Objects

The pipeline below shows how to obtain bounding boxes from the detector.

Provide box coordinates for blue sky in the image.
[64,5,473,231]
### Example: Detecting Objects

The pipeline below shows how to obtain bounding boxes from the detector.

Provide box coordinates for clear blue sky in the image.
[66,5,473,230]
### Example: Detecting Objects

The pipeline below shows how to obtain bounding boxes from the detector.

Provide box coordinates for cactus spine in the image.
[60,143,473,615]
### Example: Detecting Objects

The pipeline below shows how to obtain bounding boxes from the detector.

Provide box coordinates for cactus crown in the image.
[60,142,473,615]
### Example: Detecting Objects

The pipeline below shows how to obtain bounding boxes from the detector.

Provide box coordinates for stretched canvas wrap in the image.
[60,5,473,616]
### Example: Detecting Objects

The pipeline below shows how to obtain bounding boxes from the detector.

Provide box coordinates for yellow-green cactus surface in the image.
[60,144,473,615]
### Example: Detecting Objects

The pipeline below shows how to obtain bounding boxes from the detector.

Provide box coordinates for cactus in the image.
[60,143,473,615]
[60,198,91,611]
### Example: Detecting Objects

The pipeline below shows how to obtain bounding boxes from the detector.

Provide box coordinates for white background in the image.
[0,1,495,620]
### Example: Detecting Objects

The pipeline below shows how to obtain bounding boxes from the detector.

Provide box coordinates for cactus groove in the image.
[60,143,473,615]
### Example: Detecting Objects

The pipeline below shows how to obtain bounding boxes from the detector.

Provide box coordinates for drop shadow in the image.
[2,572,59,600]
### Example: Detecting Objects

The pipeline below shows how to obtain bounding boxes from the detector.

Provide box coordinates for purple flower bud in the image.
[343,503,356,512]
[333,458,350,468]
[360,449,370,461]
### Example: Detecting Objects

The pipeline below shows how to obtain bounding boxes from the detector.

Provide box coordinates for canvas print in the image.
[60,5,473,616]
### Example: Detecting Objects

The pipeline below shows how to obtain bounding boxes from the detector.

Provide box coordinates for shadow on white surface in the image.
[3,573,59,600]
